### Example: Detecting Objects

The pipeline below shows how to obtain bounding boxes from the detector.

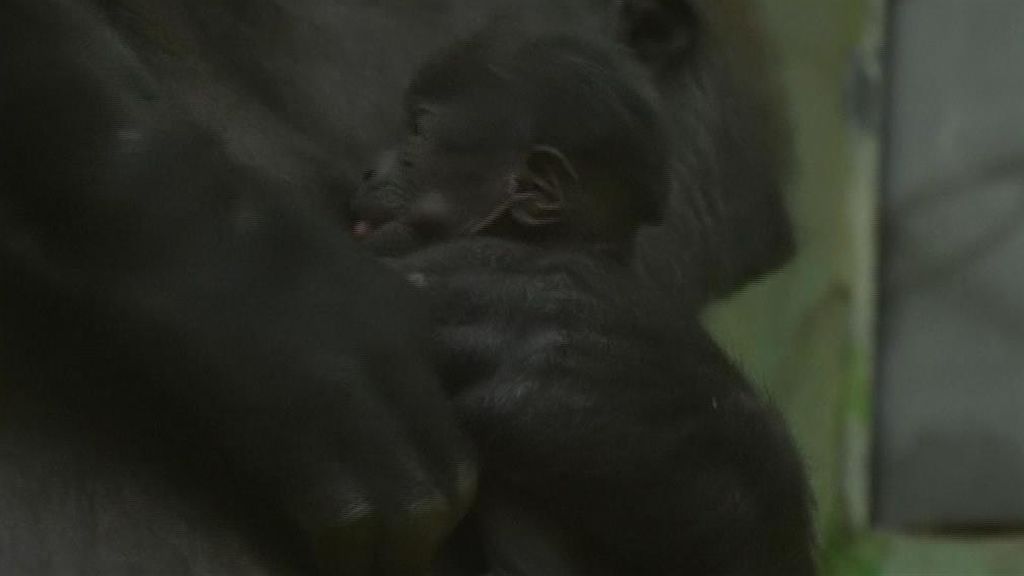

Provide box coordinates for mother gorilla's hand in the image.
[1,2,474,574]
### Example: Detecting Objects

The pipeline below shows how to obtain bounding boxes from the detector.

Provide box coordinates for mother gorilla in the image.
[0,0,795,574]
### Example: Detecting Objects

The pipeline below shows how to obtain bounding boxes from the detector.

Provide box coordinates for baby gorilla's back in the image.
[390,237,816,576]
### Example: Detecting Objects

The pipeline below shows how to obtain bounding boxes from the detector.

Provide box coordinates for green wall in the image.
[706,2,1024,574]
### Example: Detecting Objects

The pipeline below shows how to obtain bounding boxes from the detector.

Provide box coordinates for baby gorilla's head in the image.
[351,32,672,256]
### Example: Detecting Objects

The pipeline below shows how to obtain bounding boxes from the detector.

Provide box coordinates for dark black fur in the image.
[353,33,814,575]
[0,2,472,574]
[1,0,797,574]
[398,239,816,576]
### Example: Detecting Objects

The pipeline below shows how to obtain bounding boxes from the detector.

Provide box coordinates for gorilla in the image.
[352,30,814,575]
[0,0,799,574]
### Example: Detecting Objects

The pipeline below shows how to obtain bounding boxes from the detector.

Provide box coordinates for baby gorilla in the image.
[352,32,816,576]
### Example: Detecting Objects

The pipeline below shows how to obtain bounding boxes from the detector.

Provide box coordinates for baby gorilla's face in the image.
[350,89,519,257]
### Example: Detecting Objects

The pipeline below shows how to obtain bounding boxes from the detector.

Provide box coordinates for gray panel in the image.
[876,0,1024,529]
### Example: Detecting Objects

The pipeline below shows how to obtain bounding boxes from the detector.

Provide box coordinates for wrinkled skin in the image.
[1,0,795,574]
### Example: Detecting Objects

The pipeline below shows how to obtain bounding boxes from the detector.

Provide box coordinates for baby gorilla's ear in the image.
[508,146,577,228]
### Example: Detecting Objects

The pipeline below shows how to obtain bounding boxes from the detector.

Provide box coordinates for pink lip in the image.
[351,220,373,239]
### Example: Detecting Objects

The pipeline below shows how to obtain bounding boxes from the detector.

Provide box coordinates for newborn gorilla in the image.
[351,32,816,576]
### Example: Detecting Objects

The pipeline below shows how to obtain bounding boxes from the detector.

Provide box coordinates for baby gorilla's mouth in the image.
[351,220,374,239]
[347,183,428,256]
[349,183,410,240]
